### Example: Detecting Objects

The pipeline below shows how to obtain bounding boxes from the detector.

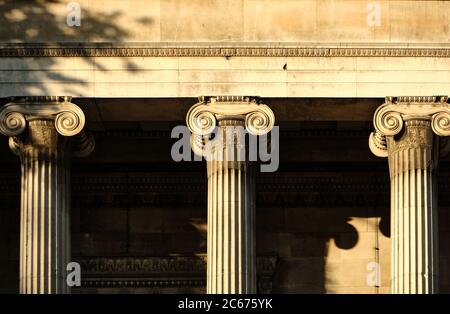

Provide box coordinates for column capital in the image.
[369,96,450,157]
[186,96,275,136]
[0,96,85,137]
[0,96,94,157]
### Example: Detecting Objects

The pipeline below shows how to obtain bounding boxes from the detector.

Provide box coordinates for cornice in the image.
[2,45,450,58]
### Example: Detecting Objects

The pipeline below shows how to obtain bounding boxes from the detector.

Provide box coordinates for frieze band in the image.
[73,255,277,293]
[1,46,450,58]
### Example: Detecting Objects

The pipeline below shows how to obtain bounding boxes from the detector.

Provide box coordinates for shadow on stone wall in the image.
[0,0,151,292]
[263,207,390,293]
[2,131,450,293]
[0,0,150,95]
[256,169,390,293]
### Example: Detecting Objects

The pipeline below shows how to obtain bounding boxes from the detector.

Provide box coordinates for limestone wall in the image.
[1,0,450,98]
[1,54,450,98]
[1,0,450,44]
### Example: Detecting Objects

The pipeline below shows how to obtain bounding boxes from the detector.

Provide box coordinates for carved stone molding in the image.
[0,96,85,137]
[0,96,95,157]
[91,129,370,140]
[369,96,450,157]
[368,96,447,293]
[186,96,275,293]
[68,174,389,208]
[0,97,95,294]
[186,96,275,159]
[73,255,277,293]
[187,96,275,136]
[1,45,450,58]
[72,130,96,158]
[0,172,395,208]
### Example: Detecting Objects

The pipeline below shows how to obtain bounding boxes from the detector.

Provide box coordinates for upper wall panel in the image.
[1,0,450,44]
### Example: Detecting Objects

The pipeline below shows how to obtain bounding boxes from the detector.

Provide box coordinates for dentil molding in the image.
[2,45,450,58]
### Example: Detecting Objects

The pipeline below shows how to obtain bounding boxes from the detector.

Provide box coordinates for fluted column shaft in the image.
[206,119,256,294]
[387,119,439,293]
[186,96,275,294]
[369,96,450,294]
[19,120,71,294]
[0,96,94,294]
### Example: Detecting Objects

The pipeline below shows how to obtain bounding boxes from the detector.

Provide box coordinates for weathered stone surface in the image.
[369,96,450,293]
[2,0,450,43]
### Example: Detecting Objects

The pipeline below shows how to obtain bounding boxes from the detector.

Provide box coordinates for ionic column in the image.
[369,96,450,294]
[187,96,275,294]
[0,96,94,294]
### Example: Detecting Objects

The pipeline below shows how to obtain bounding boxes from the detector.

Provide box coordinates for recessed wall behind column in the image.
[1,101,450,293]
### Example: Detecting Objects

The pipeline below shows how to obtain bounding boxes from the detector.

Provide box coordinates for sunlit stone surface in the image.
[187,96,274,294]
[0,97,94,294]
[370,96,450,293]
